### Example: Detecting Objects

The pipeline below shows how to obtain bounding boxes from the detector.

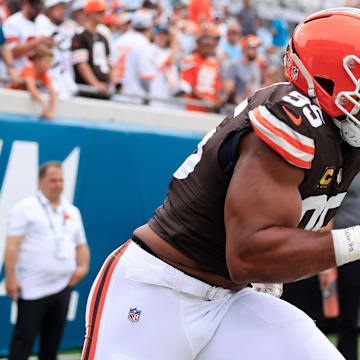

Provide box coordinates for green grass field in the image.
[43,335,360,359]
[2,334,358,359]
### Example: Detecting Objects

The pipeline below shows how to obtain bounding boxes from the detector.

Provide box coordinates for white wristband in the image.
[331,226,360,266]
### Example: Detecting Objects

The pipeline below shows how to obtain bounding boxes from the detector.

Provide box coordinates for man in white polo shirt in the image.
[4,161,90,360]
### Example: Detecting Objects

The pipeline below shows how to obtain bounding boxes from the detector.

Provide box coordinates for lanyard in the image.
[37,194,66,236]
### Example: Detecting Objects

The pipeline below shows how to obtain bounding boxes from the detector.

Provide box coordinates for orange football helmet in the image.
[285,8,360,119]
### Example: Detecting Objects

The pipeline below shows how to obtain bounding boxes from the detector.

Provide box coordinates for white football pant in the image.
[81,240,344,360]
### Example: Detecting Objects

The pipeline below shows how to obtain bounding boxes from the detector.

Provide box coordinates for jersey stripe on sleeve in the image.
[249,105,315,169]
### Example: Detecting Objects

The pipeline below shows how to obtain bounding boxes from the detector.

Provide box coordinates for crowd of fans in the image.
[0,0,295,117]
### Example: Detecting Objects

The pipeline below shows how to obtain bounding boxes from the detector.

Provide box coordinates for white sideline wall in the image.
[0,88,224,134]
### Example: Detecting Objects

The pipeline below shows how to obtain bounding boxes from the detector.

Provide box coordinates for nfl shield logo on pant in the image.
[128,307,141,323]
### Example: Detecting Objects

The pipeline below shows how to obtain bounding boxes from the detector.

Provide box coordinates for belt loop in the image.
[205,286,218,301]
[173,270,184,294]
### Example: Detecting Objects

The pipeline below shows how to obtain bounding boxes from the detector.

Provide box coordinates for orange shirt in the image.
[188,0,212,24]
[9,65,52,90]
[180,53,221,112]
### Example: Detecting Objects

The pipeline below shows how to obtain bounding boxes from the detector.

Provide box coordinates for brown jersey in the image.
[71,29,110,84]
[148,82,360,279]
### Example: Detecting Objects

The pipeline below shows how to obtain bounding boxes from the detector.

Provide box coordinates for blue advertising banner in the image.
[0,113,201,355]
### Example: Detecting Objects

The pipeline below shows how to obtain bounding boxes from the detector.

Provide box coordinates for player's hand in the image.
[68,265,88,287]
[318,269,333,291]
[5,277,22,302]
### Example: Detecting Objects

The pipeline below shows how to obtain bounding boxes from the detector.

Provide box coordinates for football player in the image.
[81,8,360,360]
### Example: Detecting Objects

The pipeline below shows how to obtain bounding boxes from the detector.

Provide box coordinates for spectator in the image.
[143,0,161,15]
[122,0,142,11]
[150,23,179,108]
[71,0,113,95]
[4,161,90,360]
[70,0,86,29]
[216,21,242,66]
[102,13,121,39]
[180,33,222,112]
[256,17,274,62]
[9,46,57,120]
[237,0,257,36]
[223,34,261,104]
[187,0,212,25]
[3,0,55,74]
[117,11,131,36]
[36,0,78,99]
[112,8,155,104]
[0,24,20,83]
[270,14,289,61]
[0,0,10,23]
[170,0,186,25]
[211,9,227,42]
[175,18,198,57]
[319,173,360,360]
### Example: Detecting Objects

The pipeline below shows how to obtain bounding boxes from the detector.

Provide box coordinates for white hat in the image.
[71,0,85,11]
[131,8,153,29]
[44,0,70,8]
[118,12,132,24]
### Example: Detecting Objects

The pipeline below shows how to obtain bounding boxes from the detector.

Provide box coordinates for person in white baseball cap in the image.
[44,0,70,12]
[112,8,155,103]
[71,0,86,27]
[36,0,78,99]
[131,7,153,30]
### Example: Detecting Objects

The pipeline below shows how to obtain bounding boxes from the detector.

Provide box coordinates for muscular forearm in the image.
[226,226,335,284]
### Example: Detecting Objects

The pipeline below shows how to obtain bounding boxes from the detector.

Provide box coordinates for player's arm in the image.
[224,132,337,284]
[4,235,23,301]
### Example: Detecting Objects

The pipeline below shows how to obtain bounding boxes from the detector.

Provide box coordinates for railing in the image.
[0,75,235,113]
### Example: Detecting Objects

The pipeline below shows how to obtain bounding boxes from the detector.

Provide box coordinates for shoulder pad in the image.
[249,104,315,169]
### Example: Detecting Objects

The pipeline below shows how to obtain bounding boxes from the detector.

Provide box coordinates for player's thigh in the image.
[197,289,344,360]
[84,258,193,360]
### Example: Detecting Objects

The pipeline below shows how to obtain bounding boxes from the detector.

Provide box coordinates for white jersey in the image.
[3,11,39,74]
[149,44,179,109]
[112,30,155,104]
[36,14,77,99]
